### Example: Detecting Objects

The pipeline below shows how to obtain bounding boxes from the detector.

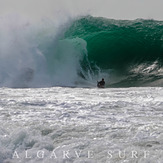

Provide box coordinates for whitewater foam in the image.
[0,87,163,163]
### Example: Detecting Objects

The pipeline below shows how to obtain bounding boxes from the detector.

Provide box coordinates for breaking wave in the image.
[0,15,163,88]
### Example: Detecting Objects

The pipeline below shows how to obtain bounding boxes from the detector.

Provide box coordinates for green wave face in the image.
[65,16,163,70]
[1,16,163,88]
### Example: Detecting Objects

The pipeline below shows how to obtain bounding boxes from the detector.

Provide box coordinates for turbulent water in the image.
[0,16,163,88]
[0,87,163,163]
[0,15,163,163]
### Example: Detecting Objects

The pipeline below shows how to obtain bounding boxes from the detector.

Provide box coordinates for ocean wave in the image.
[0,15,163,88]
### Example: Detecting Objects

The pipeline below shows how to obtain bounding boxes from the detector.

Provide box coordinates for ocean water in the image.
[0,14,163,163]
[0,16,163,88]
[0,87,163,163]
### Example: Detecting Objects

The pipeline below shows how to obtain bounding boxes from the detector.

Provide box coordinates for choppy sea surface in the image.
[0,87,163,163]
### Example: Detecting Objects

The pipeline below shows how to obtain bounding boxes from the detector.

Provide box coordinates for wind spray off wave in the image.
[0,16,88,88]
[0,15,163,88]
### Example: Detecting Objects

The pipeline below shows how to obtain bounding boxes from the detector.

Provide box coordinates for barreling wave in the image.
[0,15,163,88]
[64,16,163,87]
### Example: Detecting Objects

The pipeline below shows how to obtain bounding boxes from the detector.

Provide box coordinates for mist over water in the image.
[0,14,102,88]
[0,15,85,87]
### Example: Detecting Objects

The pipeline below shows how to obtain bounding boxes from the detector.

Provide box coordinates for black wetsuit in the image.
[97,80,105,87]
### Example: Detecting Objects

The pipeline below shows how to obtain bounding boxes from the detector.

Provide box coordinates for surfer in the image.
[97,78,105,88]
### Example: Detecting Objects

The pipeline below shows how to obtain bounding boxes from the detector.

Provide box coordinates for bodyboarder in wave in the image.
[97,78,105,88]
